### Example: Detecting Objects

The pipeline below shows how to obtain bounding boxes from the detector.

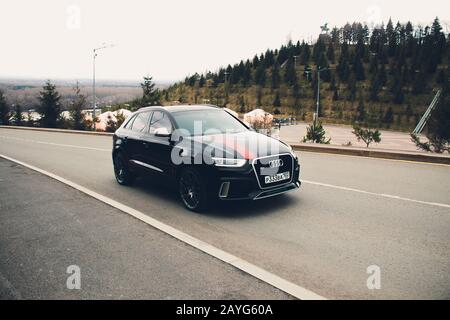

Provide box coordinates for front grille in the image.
[252,154,294,189]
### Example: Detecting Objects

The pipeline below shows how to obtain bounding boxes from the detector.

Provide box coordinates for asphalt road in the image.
[0,158,291,299]
[1,128,449,299]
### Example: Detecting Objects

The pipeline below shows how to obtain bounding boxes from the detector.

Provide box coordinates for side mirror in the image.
[154,127,171,137]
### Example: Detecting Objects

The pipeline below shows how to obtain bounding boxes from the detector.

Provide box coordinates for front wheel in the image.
[113,152,135,185]
[178,167,209,212]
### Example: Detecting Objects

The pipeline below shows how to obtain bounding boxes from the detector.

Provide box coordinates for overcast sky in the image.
[1,0,449,83]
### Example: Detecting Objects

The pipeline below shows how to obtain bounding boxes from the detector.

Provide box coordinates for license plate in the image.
[264,171,290,184]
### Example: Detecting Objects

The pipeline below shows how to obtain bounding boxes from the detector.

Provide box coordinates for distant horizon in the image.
[0,76,174,87]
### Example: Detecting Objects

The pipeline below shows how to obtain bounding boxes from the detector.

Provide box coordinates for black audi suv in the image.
[112,105,300,211]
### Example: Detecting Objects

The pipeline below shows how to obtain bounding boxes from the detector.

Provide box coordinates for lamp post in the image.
[315,67,329,124]
[92,43,114,130]
[305,66,328,124]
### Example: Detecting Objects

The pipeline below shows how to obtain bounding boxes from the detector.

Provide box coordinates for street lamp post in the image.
[92,44,114,130]
[314,67,328,125]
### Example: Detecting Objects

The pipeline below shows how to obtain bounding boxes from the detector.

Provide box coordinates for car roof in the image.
[138,104,222,113]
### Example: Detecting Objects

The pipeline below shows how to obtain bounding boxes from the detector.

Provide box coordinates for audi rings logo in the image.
[268,159,283,168]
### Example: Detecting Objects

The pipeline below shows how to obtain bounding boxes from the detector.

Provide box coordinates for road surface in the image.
[0,158,291,299]
[1,128,449,299]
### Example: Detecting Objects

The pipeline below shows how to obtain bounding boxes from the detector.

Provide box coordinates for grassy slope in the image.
[164,47,447,132]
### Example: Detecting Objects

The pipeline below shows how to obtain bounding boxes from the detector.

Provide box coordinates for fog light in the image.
[219,182,230,198]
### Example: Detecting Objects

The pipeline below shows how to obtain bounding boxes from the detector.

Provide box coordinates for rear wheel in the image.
[178,167,209,212]
[113,152,135,185]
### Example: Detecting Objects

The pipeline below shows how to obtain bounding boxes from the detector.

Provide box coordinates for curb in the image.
[1,125,449,165]
[0,125,114,136]
[291,143,450,165]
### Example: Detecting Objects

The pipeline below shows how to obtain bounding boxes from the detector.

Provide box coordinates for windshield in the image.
[172,109,248,136]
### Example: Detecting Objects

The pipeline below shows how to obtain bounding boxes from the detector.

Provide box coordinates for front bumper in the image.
[213,154,301,201]
[252,181,300,200]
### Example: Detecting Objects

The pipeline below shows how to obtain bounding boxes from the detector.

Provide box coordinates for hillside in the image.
[162,18,449,131]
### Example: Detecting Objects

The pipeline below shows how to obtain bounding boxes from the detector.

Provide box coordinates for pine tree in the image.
[299,42,310,65]
[326,44,335,63]
[329,73,337,91]
[242,60,252,87]
[37,80,61,128]
[270,63,280,89]
[230,63,242,84]
[355,95,366,122]
[412,70,427,95]
[284,57,297,87]
[273,91,281,107]
[12,104,24,126]
[303,120,331,144]
[254,64,266,87]
[337,53,350,82]
[199,75,205,88]
[393,83,404,104]
[312,37,326,64]
[369,55,378,74]
[333,88,339,101]
[256,86,262,106]
[347,74,357,101]
[0,89,10,125]
[70,82,87,130]
[252,55,260,68]
[352,57,365,80]
[384,107,394,126]
[141,75,161,106]
[369,72,381,101]
[386,18,397,57]
[331,27,341,45]
[378,63,387,86]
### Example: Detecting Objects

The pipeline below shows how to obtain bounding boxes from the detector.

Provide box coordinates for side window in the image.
[123,114,136,129]
[149,111,172,134]
[131,112,151,132]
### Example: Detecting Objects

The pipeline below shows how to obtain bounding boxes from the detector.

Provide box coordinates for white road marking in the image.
[2,133,448,208]
[296,150,450,167]
[303,179,450,209]
[0,153,326,300]
[0,135,110,152]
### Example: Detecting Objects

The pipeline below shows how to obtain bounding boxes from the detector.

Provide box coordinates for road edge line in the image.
[302,179,450,209]
[0,153,326,300]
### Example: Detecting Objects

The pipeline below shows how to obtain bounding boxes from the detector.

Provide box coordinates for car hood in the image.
[182,130,291,160]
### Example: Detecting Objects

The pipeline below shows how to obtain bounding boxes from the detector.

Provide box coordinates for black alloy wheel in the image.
[178,167,208,211]
[113,152,135,185]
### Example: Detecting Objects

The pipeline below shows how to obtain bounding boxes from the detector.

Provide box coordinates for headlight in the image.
[287,144,298,160]
[212,157,247,167]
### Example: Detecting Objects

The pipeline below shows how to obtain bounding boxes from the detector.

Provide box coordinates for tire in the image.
[178,167,209,212]
[113,152,135,186]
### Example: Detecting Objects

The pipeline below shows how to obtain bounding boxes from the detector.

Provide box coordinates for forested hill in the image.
[162,18,449,130]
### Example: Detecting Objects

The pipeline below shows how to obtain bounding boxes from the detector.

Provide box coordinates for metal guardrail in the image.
[412,90,441,134]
